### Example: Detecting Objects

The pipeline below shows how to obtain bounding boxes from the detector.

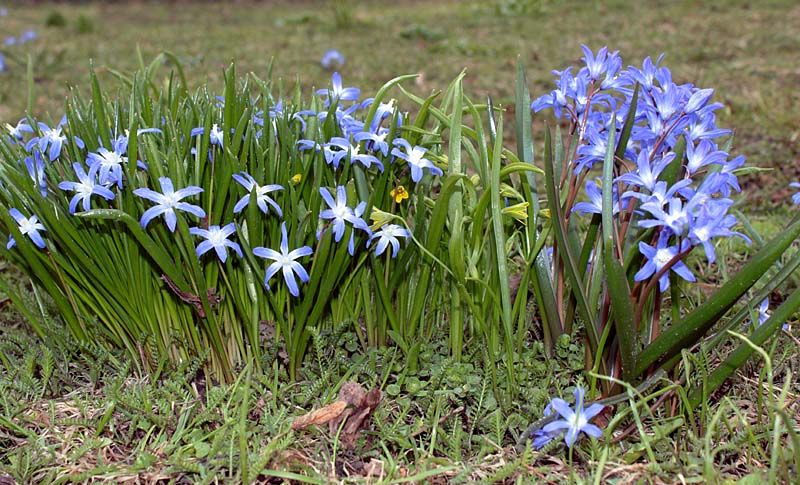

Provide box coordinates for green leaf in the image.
[635,214,800,377]
[601,118,637,381]
[543,125,598,353]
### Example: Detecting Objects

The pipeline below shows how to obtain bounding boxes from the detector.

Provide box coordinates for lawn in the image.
[0,0,799,483]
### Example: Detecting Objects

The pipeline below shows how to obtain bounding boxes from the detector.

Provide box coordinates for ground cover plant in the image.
[1,1,799,483]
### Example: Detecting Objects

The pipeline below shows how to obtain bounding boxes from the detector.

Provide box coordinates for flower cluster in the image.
[3,72,437,298]
[533,46,753,292]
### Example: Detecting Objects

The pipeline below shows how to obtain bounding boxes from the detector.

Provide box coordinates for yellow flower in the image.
[289,173,302,185]
[390,185,409,204]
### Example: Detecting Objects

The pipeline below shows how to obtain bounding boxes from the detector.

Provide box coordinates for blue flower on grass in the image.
[318,186,371,250]
[58,163,115,214]
[253,222,313,297]
[752,298,789,331]
[190,223,242,263]
[190,123,225,148]
[25,116,85,161]
[316,72,360,106]
[328,137,383,172]
[133,177,205,232]
[790,182,800,205]
[320,49,345,70]
[231,172,284,216]
[634,234,696,292]
[19,30,37,44]
[532,386,605,449]
[391,138,443,182]
[87,147,128,189]
[5,118,33,141]
[7,208,46,249]
[368,224,410,258]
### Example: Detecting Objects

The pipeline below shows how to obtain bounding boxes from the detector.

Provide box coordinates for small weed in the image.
[44,11,66,28]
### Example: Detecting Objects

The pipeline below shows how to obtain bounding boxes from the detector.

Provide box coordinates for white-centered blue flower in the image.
[58,163,115,214]
[25,116,85,161]
[316,72,360,106]
[190,123,225,148]
[133,177,205,232]
[367,224,410,258]
[231,172,284,216]
[189,223,242,263]
[7,208,46,249]
[533,386,605,449]
[391,138,443,182]
[327,137,383,172]
[253,222,313,297]
[5,118,33,141]
[318,186,371,245]
[87,147,128,189]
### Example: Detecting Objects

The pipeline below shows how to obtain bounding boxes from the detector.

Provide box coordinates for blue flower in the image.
[789,182,800,205]
[353,130,390,157]
[534,386,605,449]
[25,116,85,161]
[316,72,360,106]
[253,222,313,297]
[685,139,727,175]
[24,152,47,197]
[7,208,46,249]
[189,223,242,263]
[0,53,5,73]
[616,150,676,193]
[391,138,443,182]
[580,45,619,82]
[133,177,205,232]
[318,186,371,246]
[367,224,410,258]
[753,298,789,331]
[190,123,225,148]
[634,234,695,292]
[572,179,621,217]
[231,172,283,216]
[58,162,115,214]
[328,137,383,172]
[5,118,33,141]
[348,200,368,256]
[87,147,128,189]
[687,198,748,264]
[19,30,37,44]
[684,88,714,115]
[320,49,345,70]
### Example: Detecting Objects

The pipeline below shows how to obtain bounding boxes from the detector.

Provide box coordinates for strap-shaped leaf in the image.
[635,214,800,377]
[543,126,598,352]
[601,118,637,381]
[78,209,190,291]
